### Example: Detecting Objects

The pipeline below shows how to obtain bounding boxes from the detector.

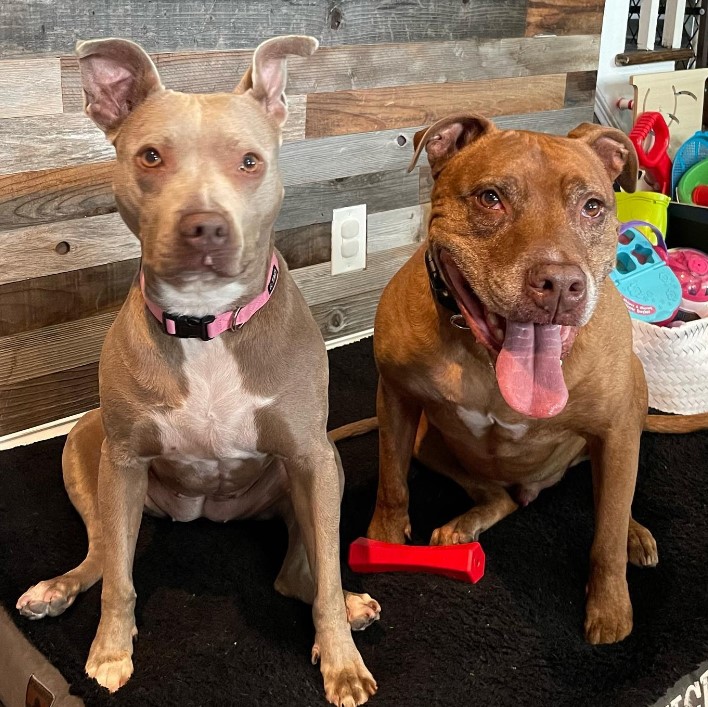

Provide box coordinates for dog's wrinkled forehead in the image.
[442,130,618,198]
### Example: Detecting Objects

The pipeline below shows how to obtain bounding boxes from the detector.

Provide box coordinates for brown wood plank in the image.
[525,0,604,37]
[1,0,526,58]
[275,223,331,272]
[0,259,138,337]
[0,312,116,386]
[0,362,99,436]
[0,161,115,231]
[564,71,597,107]
[306,74,567,139]
[0,58,63,118]
[62,35,600,106]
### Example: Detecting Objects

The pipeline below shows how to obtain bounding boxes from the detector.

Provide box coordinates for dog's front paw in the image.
[367,507,411,544]
[344,591,381,631]
[86,651,134,693]
[430,510,484,545]
[584,575,632,644]
[627,521,658,567]
[85,623,138,692]
[312,638,377,707]
[17,577,81,619]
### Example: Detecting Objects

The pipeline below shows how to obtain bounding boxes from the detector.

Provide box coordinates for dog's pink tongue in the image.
[496,322,568,418]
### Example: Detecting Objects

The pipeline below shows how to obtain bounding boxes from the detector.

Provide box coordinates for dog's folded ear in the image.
[235,35,318,127]
[408,113,495,176]
[76,38,163,137]
[567,123,638,193]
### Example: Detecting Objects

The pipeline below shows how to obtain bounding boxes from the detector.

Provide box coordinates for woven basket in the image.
[632,317,708,414]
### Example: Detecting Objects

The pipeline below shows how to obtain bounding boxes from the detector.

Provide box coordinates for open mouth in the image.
[437,250,578,420]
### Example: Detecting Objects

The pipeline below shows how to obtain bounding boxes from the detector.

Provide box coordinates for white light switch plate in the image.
[331,204,367,275]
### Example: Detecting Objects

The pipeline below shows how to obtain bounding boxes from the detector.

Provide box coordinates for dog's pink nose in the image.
[526,263,587,316]
[178,212,230,249]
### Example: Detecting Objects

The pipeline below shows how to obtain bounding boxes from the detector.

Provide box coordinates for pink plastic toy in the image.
[667,248,708,318]
[348,537,485,584]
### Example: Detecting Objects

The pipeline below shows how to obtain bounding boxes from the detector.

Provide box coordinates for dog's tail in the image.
[329,413,706,438]
[328,416,379,443]
[644,412,708,434]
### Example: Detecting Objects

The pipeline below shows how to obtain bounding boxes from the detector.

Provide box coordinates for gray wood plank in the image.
[0,114,114,176]
[0,0,526,57]
[60,34,600,110]
[0,58,63,118]
[0,104,594,181]
[277,169,420,231]
[280,105,596,186]
[0,201,427,284]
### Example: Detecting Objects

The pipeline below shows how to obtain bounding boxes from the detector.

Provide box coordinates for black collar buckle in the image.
[163,312,216,341]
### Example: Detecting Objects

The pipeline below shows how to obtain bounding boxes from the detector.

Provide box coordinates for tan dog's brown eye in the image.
[240,153,260,173]
[139,148,162,168]
[582,198,603,218]
[477,190,503,210]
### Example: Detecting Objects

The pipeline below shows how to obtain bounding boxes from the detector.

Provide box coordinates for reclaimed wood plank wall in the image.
[0,0,604,435]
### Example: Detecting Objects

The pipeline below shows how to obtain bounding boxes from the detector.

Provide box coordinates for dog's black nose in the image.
[178,212,230,249]
[526,263,587,317]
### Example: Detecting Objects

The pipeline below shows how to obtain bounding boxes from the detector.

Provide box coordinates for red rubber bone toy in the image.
[348,537,485,584]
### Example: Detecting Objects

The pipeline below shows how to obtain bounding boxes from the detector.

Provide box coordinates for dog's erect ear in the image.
[76,38,163,136]
[408,113,496,176]
[235,35,318,127]
[567,123,638,193]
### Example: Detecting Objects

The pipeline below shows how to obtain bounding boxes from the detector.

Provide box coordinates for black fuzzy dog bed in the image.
[1,338,707,707]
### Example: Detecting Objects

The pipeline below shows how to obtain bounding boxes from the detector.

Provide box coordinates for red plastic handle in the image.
[628,111,672,194]
[629,112,670,167]
[348,537,485,584]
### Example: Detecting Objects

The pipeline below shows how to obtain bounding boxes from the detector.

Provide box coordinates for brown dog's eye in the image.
[582,198,603,218]
[477,190,503,210]
[139,148,162,168]
[240,153,260,173]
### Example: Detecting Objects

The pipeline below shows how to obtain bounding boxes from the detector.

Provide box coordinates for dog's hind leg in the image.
[17,409,105,619]
[627,517,658,567]
[414,416,519,545]
[274,455,381,632]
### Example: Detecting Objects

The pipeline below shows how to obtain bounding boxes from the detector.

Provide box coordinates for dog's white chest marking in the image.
[148,338,281,522]
[456,406,529,440]
[152,338,273,463]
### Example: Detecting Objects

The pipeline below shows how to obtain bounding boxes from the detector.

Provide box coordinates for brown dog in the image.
[16,36,378,706]
[366,113,708,644]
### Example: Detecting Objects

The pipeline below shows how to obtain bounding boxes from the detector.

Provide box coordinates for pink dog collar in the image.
[140,253,279,341]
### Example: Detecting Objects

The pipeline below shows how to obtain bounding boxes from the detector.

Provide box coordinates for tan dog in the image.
[16,36,379,706]
[366,113,708,644]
